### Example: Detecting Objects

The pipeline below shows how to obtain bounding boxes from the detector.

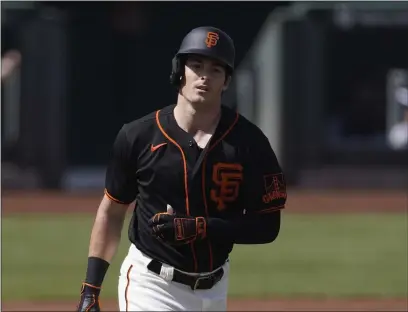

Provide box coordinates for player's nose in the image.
[199,74,211,83]
[200,65,214,79]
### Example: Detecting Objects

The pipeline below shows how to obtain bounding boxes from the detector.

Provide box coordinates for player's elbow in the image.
[264,224,281,243]
[244,226,280,245]
[259,211,281,244]
[238,212,281,245]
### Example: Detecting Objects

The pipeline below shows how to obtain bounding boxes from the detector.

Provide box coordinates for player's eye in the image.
[189,62,201,69]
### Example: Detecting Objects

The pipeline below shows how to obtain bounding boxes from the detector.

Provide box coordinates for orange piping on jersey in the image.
[155,110,189,215]
[104,188,128,205]
[155,110,198,272]
[256,205,285,214]
[202,111,240,272]
[125,264,133,312]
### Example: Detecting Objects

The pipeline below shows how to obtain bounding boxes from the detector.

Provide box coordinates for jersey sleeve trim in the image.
[255,205,285,214]
[104,188,130,205]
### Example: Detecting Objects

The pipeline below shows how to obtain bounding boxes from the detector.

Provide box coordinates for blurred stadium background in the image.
[1,1,407,311]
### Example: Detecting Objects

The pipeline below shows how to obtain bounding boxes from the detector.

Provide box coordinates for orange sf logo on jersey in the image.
[205,32,219,48]
[210,163,243,210]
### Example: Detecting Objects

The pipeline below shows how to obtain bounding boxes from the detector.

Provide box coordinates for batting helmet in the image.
[170,26,235,87]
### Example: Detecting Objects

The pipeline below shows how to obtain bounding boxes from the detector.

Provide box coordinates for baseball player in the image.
[77,26,286,312]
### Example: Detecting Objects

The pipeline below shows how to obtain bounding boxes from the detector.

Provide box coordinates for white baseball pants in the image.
[117,244,230,311]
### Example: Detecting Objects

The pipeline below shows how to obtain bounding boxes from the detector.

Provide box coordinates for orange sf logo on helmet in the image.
[205,32,219,48]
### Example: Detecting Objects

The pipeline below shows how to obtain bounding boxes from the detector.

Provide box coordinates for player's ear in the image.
[223,75,231,91]
[179,74,186,87]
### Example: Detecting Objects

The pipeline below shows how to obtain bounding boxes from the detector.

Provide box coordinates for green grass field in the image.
[2,213,407,301]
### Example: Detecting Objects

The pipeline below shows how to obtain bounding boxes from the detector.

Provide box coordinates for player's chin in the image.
[190,94,208,104]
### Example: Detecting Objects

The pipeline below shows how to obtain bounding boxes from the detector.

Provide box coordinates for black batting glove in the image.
[148,213,207,245]
[77,283,101,312]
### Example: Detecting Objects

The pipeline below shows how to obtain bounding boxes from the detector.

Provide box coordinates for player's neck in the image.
[174,99,221,134]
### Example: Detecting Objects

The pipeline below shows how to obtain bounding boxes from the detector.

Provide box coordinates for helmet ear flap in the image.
[169,56,185,87]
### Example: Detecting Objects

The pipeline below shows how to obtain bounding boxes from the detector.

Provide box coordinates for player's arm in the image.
[85,195,128,284]
[77,125,137,312]
[206,136,285,244]
[206,211,281,244]
[149,133,285,245]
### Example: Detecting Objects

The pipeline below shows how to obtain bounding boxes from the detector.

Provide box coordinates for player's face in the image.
[181,55,229,105]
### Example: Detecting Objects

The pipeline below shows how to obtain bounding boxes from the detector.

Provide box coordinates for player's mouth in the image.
[196,85,209,92]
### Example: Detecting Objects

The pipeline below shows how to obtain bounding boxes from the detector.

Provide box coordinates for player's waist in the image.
[128,243,228,275]
[127,244,229,290]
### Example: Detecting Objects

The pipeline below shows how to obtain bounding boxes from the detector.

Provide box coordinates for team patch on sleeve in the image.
[262,173,287,205]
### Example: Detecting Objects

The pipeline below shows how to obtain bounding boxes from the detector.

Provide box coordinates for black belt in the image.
[147,259,224,290]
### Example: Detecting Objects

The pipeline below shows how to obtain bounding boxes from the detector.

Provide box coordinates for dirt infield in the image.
[2,189,407,311]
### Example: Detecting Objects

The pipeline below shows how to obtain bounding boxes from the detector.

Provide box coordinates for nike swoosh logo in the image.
[151,143,167,152]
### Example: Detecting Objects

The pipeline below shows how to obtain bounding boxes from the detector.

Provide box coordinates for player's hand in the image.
[77,283,101,312]
[148,212,207,245]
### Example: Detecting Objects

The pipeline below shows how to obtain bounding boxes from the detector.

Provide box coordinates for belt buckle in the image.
[192,276,207,291]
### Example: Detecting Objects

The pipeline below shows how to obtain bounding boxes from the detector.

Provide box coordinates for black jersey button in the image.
[189,140,193,147]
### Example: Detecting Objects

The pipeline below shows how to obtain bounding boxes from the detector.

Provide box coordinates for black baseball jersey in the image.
[105,104,286,273]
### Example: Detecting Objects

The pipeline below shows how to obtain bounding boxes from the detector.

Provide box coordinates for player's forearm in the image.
[83,195,128,287]
[206,211,281,244]
[88,208,125,262]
